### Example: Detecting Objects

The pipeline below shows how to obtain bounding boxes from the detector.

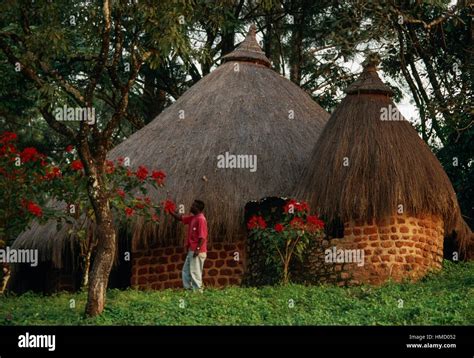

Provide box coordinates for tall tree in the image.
[0,0,195,316]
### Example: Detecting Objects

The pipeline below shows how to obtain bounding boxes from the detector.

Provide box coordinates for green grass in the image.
[1,261,473,325]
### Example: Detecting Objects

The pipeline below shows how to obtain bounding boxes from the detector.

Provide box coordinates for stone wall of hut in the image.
[131,242,246,290]
[299,213,444,285]
[130,213,444,289]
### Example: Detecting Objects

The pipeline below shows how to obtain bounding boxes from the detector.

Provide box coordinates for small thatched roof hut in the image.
[295,56,472,284]
[13,25,329,268]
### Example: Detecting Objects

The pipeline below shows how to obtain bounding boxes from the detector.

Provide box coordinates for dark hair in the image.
[194,199,205,212]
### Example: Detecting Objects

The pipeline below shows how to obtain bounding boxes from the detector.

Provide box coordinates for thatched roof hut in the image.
[296,56,472,277]
[13,25,329,267]
[297,57,471,251]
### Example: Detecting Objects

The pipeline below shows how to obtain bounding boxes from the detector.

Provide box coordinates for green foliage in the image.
[0,261,472,325]
[247,199,325,284]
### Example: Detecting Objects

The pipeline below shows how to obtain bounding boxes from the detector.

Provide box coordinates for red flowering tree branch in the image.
[0,131,170,292]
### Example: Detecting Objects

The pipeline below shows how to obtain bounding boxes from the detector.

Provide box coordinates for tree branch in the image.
[0,38,76,139]
[85,0,112,104]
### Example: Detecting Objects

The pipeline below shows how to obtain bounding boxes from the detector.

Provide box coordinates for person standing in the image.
[169,199,208,291]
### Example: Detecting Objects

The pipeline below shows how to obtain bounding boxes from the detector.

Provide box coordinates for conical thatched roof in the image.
[296,57,472,253]
[221,24,271,67]
[13,25,329,266]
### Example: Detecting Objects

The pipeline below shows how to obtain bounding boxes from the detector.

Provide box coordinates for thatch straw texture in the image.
[12,202,91,268]
[296,59,472,253]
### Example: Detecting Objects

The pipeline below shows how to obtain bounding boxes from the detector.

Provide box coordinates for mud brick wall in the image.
[131,242,246,290]
[301,213,444,286]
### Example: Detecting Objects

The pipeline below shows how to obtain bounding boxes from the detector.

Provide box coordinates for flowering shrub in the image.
[0,132,55,242]
[247,215,267,230]
[247,198,325,285]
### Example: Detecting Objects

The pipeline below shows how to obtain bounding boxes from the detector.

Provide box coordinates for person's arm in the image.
[168,211,183,221]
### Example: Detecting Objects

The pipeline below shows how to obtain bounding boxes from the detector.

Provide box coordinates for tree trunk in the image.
[142,64,167,124]
[221,31,235,56]
[81,245,93,289]
[83,163,117,317]
[289,8,305,85]
[0,263,10,294]
[0,237,10,294]
[85,202,116,316]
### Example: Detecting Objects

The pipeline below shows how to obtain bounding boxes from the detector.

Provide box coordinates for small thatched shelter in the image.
[296,56,472,285]
[12,25,329,291]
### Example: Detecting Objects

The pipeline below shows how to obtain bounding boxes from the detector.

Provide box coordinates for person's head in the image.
[190,199,205,214]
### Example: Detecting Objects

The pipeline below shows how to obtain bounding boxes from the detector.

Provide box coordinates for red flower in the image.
[306,215,325,231]
[151,170,166,185]
[71,160,84,171]
[19,147,39,162]
[0,143,16,156]
[116,188,125,198]
[105,160,114,174]
[0,132,17,143]
[284,199,309,214]
[134,198,145,209]
[44,166,61,180]
[289,217,305,229]
[144,197,151,205]
[247,215,267,230]
[26,201,43,217]
[135,166,148,181]
[151,213,159,222]
[125,207,134,218]
[162,199,176,214]
[274,223,285,232]
[117,157,125,166]
[65,145,74,153]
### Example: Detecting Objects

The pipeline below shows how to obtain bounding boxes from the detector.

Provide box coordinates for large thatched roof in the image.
[13,25,329,266]
[296,57,472,253]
